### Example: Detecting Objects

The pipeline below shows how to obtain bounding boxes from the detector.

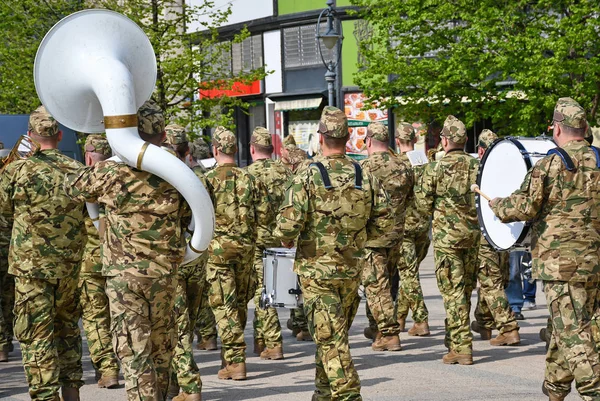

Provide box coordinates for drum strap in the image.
[547,148,575,171]
[590,146,600,168]
[309,161,363,190]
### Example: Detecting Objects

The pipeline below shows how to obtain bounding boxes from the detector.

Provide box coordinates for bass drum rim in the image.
[476,136,554,251]
[264,247,296,258]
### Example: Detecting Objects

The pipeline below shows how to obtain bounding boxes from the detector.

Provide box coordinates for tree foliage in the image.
[0,0,267,136]
[351,0,600,136]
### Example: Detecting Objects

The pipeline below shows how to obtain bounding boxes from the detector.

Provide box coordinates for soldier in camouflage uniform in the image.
[0,106,85,401]
[360,122,409,351]
[65,101,189,401]
[415,115,480,365]
[246,127,291,360]
[205,126,267,380]
[394,122,431,336]
[186,137,220,351]
[275,106,394,401]
[279,136,312,340]
[471,130,520,346]
[79,135,120,389]
[490,98,600,401]
[163,124,205,401]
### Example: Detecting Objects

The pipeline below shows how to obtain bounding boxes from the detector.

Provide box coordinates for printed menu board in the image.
[344,93,388,155]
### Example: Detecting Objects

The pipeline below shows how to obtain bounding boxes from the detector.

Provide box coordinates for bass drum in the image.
[477,136,556,250]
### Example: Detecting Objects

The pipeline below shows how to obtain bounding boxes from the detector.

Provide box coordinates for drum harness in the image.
[308,161,363,190]
[546,146,600,171]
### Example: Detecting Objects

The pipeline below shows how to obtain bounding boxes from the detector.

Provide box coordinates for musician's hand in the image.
[489,197,500,208]
[281,240,294,249]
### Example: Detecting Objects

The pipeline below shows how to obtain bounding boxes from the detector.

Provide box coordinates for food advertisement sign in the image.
[344,92,388,156]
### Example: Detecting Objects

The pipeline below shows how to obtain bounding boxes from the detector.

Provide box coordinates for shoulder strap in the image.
[309,162,333,189]
[547,148,575,171]
[351,161,363,190]
[590,146,600,169]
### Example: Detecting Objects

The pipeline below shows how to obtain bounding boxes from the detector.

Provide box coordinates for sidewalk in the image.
[0,249,573,400]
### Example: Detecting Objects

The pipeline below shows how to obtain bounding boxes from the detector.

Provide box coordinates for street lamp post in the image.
[316,0,343,107]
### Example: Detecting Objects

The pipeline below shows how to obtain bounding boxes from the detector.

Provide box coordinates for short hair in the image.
[140,131,163,146]
[558,122,586,137]
[174,142,189,159]
[323,134,348,149]
[397,138,413,147]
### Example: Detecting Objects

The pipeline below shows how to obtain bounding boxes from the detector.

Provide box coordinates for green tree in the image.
[351,0,600,136]
[0,0,267,135]
[0,1,81,114]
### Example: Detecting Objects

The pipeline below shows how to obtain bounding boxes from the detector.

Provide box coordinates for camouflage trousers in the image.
[474,249,518,334]
[0,256,15,349]
[434,246,478,355]
[252,247,283,348]
[543,280,600,400]
[196,290,217,342]
[301,277,362,401]
[170,268,205,394]
[78,274,119,377]
[361,247,400,336]
[207,257,253,364]
[289,307,309,333]
[14,273,83,401]
[106,275,176,401]
[396,231,430,323]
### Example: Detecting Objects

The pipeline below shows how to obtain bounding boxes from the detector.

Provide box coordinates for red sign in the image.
[199,80,262,99]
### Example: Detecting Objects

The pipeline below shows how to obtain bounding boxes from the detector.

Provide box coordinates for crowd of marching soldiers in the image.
[1,96,599,401]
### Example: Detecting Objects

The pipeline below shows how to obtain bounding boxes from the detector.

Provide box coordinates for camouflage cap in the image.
[478,129,498,149]
[283,134,296,147]
[85,134,112,157]
[137,100,165,136]
[396,122,415,141]
[440,115,467,144]
[165,124,188,145]
[190,137,212,160]
[317,106,348,138]
[250,127,272,148]
[554,97,586,129]
[29,105,59,137]
[366,122,388,142]
[212,126,237,154]
[287,147,308,165]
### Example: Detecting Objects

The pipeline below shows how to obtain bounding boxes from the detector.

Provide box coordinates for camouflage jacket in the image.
[178,166,209,278]
[81,216,102,275]
[275,154,395,280]
[360,151,412,244]
[397,153,431,237]
[0,149,85,278]
[415,149,479,248]
[204,163,260,264]
[491,140,600,281]
[65,161,190,278]
[246,158,291,248]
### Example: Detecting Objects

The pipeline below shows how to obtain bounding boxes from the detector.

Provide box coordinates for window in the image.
[232,35,263,75]
[284,24,333,69]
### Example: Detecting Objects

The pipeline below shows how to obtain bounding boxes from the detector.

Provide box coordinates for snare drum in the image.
[477,136,556,250]
[260,248,302,309]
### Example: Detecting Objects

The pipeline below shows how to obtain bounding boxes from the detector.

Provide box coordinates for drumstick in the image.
[471,184,492,202]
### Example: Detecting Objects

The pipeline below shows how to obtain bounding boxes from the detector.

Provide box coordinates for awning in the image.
[274,97,323,111]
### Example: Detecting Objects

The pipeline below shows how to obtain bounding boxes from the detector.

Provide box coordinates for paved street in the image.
[0,249,577,400]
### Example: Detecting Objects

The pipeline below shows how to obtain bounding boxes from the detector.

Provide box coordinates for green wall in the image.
[278,0,353,16]
[341,19,358,87]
